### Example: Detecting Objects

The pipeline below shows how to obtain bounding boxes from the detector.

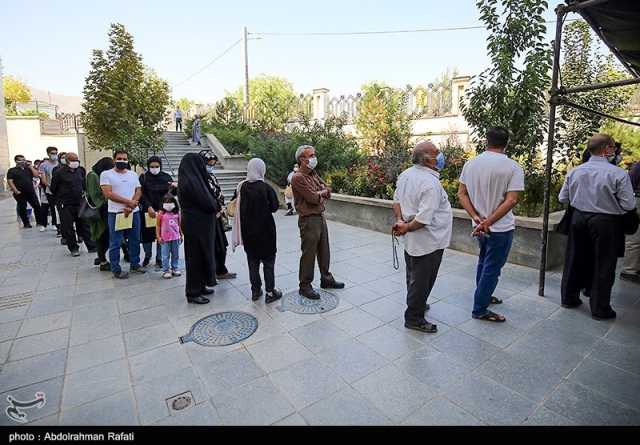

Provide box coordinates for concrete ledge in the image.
[324,193,566,269]
[204,133,248,171]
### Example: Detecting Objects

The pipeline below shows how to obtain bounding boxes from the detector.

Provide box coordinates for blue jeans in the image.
[472,230,514,317]
[161,240,180,272]
[108,212,141,274]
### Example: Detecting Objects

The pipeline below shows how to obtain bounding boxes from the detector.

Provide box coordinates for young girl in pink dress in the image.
[156,194,183,279]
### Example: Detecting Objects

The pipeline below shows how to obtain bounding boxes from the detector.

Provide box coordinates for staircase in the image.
[153,131,246,202]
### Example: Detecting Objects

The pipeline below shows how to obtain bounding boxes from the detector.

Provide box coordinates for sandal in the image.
[473,310,506,323]
[490,296,503,305]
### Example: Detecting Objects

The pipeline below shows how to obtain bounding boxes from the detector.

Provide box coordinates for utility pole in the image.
[242,26,250,106]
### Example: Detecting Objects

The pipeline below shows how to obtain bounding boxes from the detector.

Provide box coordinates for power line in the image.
[174,39,242,87]
[250,19,578,37]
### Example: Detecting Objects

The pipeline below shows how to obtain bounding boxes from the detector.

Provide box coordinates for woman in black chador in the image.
[178,153,219,304]
[139,156,175,268]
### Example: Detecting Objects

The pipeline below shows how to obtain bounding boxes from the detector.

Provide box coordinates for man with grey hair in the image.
[393,141,452,333]
[291,145,344,300]
[559,133,637,320]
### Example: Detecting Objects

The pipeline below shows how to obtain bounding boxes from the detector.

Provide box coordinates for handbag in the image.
[622,208,640,235]
[79,194,101,222]
[284,184,293,199]
[225,180,245,218]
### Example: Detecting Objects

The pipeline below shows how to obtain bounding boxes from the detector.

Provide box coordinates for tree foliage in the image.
[81,23,171,166]
[174,97,195,114]
[3,75,31,113]
[460,0,552,173]
[231,75,297,132]
[555,20,637,169]
[601,120,640,167]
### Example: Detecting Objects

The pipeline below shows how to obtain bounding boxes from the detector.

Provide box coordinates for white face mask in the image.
[149,167,161,175]
[69,161,80,169]
[307,157,318,170]
[163,203,175,211]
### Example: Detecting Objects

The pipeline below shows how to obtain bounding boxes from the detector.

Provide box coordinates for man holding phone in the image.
[457,127,524,323]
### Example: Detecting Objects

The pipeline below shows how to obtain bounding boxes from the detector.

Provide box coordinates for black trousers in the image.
[561,209,619,317]
[175,119,182,132]
[214,217,229,275]
[183,212,216,299]
[405,249,444,325]
[45,193,59,228]
[60,204,94,253]
[13,190,45,226]
[247,254,276,293]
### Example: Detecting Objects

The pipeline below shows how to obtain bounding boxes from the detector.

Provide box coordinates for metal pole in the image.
[242,26,250,106]
[561,77,640,95]
[538,6,566,297]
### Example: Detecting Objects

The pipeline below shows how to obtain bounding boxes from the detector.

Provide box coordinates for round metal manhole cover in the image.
[179,312,258,346]
[172,395,192,411]
[278,290,339,315]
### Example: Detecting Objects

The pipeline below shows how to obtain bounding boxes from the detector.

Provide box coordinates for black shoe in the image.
[252,289,263,301]
[266,289,283,304]
[286,210,294,216]
[620,272,640,284]
[405,321,438,333]
[142,257,150,268]
[99,262,111,272]
[61,238,67,245]
[300,288,321,300]
[592,310,616,321]
[70,250,80,257]
[562,300,582,309]
[130,267,146,274]
[187,296,210,305]
[426,304,430,311]
[320,280,345,289]
[113,271,129,280]
[23,224,33,229]
[56,231,62,238]
[94,258,101,266]
[201,287,215,296]
[87,248,97,254]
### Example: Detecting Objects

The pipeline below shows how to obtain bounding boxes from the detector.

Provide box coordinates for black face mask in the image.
[115,161,128,170]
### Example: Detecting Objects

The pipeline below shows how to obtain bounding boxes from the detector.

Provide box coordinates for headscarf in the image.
[92,157,114,175]
[232,157,266,251]
[146,155,162,169]
[141,156,173,210]
[177,153,218,213]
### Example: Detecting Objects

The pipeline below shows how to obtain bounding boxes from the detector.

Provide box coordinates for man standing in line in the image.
[457,127,525,323]
[50,152,95,257]
[620,160,640,284]
[100,150,145,279]
[559,134,636,319]
[291,145,344,300]
[7,154,46,229]
[175,107,183,132]
[393,141,452,333]
[38,146,60,235]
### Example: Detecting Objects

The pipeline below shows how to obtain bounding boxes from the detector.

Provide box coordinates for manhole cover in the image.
[179,312,258,346]
[166,391,193,414]
[278,290,339,314]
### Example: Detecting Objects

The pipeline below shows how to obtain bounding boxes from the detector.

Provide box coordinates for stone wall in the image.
[323,193,566,270]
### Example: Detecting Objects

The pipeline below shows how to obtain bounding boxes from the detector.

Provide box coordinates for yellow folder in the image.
[115,213,134,231]
[145,213,156,228]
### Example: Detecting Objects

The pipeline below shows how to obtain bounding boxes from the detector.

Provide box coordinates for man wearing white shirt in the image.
[100,150,144,279]
[458,127,525,323]
[393,141,453,333]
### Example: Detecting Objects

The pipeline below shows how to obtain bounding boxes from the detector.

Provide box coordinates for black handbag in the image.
[622,208,640,235]
[79,194,101,222]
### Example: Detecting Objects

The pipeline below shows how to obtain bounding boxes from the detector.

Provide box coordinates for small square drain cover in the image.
[166,391,193,415]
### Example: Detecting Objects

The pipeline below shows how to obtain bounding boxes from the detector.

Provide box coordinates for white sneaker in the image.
[172,270,182,277]
[38,226,46,232]
[162,272,172,279]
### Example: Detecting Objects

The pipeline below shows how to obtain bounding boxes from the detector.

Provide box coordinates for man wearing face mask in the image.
[7,154,47,229]
[393,141,452,333]
[457,127,525,323]
[39,146,61,234]
[559,134,637,320]
[291,145,344,300]
[100,150,144,279]
[50,152,95,257]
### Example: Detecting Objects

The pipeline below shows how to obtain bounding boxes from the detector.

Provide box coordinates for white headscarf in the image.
[232,158,266,251]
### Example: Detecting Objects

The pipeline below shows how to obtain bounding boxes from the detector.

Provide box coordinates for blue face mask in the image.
[435,152,446,171]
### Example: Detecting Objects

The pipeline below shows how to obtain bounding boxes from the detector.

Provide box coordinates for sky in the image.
[0,0,567,104]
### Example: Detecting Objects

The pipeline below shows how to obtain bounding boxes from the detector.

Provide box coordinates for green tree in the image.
[212,96,244,127]
[555,20,637,168]
[416,67,460,116]
[3,75,31,113]
[174,97,194,114]
[231,75,297,132]
[460,0,552,173]
[81,23,171,166]
[601,120,640,167]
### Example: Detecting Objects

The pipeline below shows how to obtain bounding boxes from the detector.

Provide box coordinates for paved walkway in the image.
[0,197,639,426]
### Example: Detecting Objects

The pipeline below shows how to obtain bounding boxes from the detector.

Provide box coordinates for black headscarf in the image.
[92,157,114,175]
[140,156,174,211]
[178,153,218,213]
